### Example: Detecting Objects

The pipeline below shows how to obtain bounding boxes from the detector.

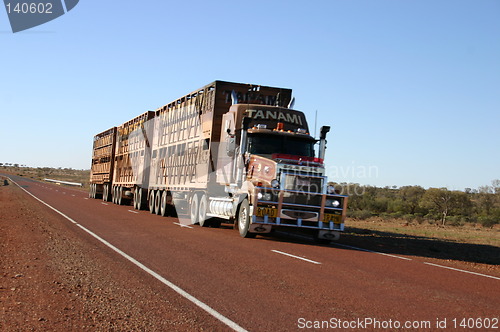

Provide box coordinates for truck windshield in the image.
[247,133,315,157]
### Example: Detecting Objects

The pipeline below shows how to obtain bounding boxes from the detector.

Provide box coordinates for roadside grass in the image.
[346,218,499,247]
[1,166,90,190]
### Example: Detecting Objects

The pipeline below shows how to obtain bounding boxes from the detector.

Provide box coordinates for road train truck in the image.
[90,81,347,240]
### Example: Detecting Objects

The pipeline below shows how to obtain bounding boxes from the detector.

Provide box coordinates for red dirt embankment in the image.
[0,180,213,331]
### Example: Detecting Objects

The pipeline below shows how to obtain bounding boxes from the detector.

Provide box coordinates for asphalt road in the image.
[6,175,500,331]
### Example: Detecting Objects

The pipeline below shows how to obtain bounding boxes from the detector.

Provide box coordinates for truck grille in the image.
[283,174,323,193]
[282,192,322,206]
[281,173,324,206]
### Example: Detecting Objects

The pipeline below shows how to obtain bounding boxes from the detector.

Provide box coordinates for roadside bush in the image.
[390,211,404,219]
[447,216,466,227]
[424,212,440,222]
[348,210,373,220]
[402,214,416,221]
[478,216,499,228]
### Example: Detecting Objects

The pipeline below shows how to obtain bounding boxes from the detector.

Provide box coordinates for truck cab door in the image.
[216,113,237,184]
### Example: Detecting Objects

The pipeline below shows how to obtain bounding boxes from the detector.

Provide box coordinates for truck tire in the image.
[112,186,118,204]
[102,184,110,202]
[149,190,156,214]
[133,187,141,209]
[237,199,256,238]
[198,193,209,227]
[89,184,94,199]
[107,184,112,202]
[154,190,161,215]
[190,193,199,225]
[137,188,145,210]
[160,190,169,217]
[117,186,124,205]
[133,188,138,209]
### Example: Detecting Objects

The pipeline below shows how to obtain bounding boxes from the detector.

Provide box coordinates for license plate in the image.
[256,207,278,218]
[324,213,341,224]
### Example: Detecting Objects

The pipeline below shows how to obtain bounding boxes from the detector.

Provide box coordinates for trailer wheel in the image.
[237,199,256,238]
[190,193,199,225]
[132,188,137,209]
[117,186,124,205]
[102,184,109,202]
[89,184,94,199]
[107,184,112,202]
[112,186,117,204]
[133,187,140,209]
[160,190,169,217]
[149,190,156,214]
[154,190,161,215]
[137,188,145,210]
[115,186,119,204]
[198,193,209,227]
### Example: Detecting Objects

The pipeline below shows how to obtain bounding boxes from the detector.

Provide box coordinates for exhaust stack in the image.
[318,126,330,160]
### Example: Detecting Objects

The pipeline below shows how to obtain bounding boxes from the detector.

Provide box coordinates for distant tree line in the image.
[0,163,22,167]
[333,180,500,228]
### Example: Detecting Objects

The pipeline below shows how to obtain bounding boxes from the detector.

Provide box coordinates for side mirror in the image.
[226,131,236,157]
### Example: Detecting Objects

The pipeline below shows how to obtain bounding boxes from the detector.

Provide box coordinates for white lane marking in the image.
[101,202,109,205]
[128,210,139,214]
[334,243,412,261]
[173,222,193,229]
[9,177,247,332]
[10,178,77,224]
[271,250,321,265]
[72,194,76,197]
[424,262,500,281]
[84,198,89,200]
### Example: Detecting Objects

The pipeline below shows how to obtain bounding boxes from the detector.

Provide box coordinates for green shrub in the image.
[478,216,499,228]
[447,216,465,227]
[348,210,373,220]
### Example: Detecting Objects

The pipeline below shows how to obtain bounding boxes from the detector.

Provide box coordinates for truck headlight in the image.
[327,185,335,194]
[326,199,340,208]
[271,179,280,188]
[257,192,273,201]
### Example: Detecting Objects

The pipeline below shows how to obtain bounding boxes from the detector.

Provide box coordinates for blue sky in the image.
[1,0,499,190]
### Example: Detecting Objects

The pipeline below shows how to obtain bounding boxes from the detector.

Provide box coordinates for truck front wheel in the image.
[237,200,256,238]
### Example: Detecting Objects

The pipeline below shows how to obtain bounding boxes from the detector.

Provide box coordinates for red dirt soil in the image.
[0,181,219,331]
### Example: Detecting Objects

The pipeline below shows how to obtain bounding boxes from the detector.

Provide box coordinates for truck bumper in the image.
[251,214,344,231]
[251,187,348,232]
